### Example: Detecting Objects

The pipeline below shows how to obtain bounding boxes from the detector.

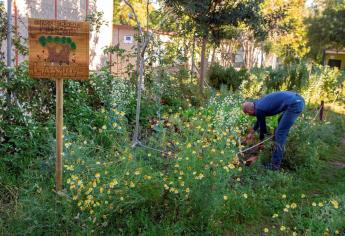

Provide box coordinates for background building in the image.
[323,49,345,69]
[2,0,113,70]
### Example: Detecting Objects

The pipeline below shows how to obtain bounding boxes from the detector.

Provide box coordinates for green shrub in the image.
[208,63,249,91]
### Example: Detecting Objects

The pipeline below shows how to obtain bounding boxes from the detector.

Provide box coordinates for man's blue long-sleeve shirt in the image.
[253,91,301,140]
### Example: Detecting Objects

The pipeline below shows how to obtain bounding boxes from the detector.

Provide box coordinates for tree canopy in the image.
[307,0,345,59]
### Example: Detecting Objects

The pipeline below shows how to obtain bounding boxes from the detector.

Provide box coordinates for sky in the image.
[306,0,314,7]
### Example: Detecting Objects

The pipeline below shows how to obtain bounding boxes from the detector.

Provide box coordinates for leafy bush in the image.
[240,62,344,105]
[0,63,133,180]
[302,64,345,104]
[208,63,249,91]
[1,60,345,236]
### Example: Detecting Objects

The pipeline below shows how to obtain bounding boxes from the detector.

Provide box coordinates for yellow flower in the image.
[195,173,204,180]
[109,179,118,188]
[335,230,340,235]
[223,195,228,201]
[144,175,152,180]
[283,208,289,212]
[272,213,279,218]
[280,225,286,231]
[301,194,306,198]
[102,125,106,130]
[129,181,135,188]
[134,170,141,175]
[263,228,269,233]
[95,173,100,178]
[243,193,248,199]
[312,202,317,207]
[292,232,297,236]
[92,180,97,188]
[100,187,104,193]
[187,143,192,148]
[318,202,324,207]
[185,188,190,193]
[331,200,339,209]
[291,203,297,209]
[282,194,287,199]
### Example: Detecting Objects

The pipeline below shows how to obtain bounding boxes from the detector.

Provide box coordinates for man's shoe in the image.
[263,162,280,171]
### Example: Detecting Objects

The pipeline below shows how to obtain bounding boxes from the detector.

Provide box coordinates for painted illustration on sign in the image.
[28,18,89,80]
[37,36,77,65]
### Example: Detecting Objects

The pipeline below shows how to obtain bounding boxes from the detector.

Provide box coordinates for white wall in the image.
[89,0,113,70]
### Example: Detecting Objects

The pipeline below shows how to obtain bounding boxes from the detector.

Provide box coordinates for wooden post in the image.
[28,18,89,192]
[320,100,324,121]
[55,78,63,191]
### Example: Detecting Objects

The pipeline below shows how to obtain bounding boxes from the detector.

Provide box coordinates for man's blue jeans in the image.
[272,95,305,167]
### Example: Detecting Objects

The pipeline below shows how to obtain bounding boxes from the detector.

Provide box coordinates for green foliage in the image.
[0,3,7,60]
[239,62,344,103]
[113,0,155,28]
[163,0,270,44]
[263,0,309,63]
[307,0,345,58]
[302,64,345,103]
[1,59,345,236]
[38,36,77,49]
[208,63,249,91]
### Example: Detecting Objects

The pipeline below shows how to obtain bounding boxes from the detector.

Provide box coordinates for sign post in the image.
[56,78,63,191]
[28,18,89,191]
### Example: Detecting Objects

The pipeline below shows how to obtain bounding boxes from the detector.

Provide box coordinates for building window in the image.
[124,36,133,44]
[328,59,341,69]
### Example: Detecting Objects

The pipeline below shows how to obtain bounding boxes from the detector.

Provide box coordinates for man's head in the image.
[242,102,255,116]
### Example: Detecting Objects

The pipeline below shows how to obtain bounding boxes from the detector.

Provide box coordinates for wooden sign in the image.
[28,18,89,80]
[28,18,90,192]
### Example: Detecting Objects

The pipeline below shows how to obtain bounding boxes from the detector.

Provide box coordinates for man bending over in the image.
[242,91,305,170]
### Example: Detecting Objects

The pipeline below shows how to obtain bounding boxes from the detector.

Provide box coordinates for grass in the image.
[1,103,345,236]
[245,108,345,235]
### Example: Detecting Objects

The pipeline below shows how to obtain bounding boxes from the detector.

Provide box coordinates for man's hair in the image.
[242,102,255,114]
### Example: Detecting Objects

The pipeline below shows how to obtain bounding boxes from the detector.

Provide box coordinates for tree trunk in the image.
[132,54,144,144]
[210,46,216,66]
[191,35,196,80]
[200,36,207,92]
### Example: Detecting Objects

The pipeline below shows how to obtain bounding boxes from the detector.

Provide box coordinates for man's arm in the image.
[253,120,259,132]
[255,109,267,140]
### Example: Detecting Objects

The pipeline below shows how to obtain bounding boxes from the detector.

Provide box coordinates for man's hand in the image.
[245,156,258,166]
[245,131,255,144]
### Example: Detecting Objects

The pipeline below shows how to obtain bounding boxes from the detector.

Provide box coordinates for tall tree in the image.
[263,0,309,64]
[113,0,154,27]
[163,0,266,92]
[307,0,345,60]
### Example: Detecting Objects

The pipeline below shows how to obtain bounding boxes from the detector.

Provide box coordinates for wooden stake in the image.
[320,100,324,121]
[56,78,63,191]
